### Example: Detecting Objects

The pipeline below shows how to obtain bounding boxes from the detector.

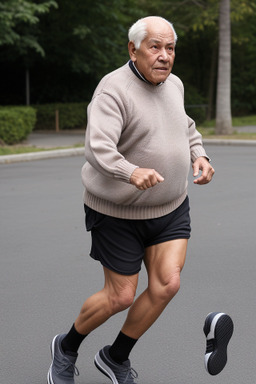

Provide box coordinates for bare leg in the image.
[121,239,188,339]
[75,267,139,335]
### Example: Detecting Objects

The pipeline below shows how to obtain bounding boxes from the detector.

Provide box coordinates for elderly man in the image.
[48,16,214,384]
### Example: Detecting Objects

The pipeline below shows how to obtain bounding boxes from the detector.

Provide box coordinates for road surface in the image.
[0,144,256,384]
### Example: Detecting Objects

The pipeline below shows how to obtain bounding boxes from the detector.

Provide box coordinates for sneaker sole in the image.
[94,351,119,384]
[47,334,59,384]
[204,312,234,375]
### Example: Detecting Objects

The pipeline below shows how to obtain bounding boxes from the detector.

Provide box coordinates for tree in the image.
[0,0,57,104]
[215,0,233,134]
[0,0,57,51]
[22,0,142,102]
[142,0,256,115]
[39,0,142,80]
[1,0,256,110]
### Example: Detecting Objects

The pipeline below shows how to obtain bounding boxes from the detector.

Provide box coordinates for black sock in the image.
[61,324,88,354]
[109,331,138,364]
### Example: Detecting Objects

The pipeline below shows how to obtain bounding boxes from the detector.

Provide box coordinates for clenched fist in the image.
[130,168,164,190]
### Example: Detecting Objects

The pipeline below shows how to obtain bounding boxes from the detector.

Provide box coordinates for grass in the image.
[200,114,256,128]
[198,115,256,140]
[0,146,47,155]
[198,129,256,140]
[0,143,83,156]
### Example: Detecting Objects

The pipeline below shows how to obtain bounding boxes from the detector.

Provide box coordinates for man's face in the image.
[129,20,176,85]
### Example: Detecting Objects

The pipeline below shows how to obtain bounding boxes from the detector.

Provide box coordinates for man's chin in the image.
[151,75,170,85]
[152,69,171,83]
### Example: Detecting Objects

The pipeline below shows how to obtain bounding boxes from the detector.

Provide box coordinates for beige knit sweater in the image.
[81,62,208,219]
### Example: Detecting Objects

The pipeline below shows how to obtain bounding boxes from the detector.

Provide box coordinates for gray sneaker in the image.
[94,345,138,384]
[47,334,79,384]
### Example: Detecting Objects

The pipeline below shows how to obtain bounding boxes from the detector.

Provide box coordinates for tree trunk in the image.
[215,0,233,134]
[26,69,30,106]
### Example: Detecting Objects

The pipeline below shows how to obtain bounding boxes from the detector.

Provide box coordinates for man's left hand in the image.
[193,157,215,185]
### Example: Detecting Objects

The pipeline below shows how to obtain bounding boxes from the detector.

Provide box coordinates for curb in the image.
[1,139,256,164]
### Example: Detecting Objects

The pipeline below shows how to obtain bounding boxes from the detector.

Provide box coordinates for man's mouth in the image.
[154,67,168,71]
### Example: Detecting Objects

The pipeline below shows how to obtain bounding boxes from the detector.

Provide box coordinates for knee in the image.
[164,272,181,300]
[152,270,181,304]
[109,286,136,314]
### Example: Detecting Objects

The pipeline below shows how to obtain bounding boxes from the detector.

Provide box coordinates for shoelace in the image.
[57,355,79,377]
[120,366,138,384]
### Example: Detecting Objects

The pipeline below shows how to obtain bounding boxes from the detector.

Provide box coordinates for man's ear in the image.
[128,41,137,62]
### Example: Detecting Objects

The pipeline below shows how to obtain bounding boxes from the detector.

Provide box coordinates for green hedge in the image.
[0,106,36,145]
[34,102,88,130]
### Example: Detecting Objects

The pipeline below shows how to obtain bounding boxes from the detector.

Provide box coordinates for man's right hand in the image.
[130,168,164,190]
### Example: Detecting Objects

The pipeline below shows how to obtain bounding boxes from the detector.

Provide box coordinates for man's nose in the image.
[158,49,168,61]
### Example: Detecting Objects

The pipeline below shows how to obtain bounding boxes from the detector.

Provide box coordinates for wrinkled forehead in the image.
[144,19,175,43]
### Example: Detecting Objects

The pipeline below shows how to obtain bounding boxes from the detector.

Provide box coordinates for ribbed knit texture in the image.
[81,62,208,219]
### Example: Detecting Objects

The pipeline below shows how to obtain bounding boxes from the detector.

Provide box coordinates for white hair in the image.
[128,16,178,49]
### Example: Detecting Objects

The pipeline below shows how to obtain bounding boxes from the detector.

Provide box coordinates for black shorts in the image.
[84,196,191,276]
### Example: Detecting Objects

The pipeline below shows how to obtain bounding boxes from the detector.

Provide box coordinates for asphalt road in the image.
[1,144,256,384]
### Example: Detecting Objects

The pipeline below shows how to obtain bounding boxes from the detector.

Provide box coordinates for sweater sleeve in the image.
[187,115,209,163]
[85,92,138,183]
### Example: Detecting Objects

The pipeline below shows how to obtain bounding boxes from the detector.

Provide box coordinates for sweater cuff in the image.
[191,147,210,163]
[114,159,139,183]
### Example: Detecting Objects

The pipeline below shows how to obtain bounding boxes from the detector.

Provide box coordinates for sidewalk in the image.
[26,126,256,148]
[1,127,256,164]
[26,130,85,148]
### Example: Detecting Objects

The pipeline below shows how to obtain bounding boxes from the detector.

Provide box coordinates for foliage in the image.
[36,0,142,79]
[0,106,36,144]
[141,0,256,119]
[0,0,256,118]
[0,0,143,103]
[0,0,57,57]
[147,0,255,34]
[231,10,256,115]
[184,85,207,125]
[34,102,88,130]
